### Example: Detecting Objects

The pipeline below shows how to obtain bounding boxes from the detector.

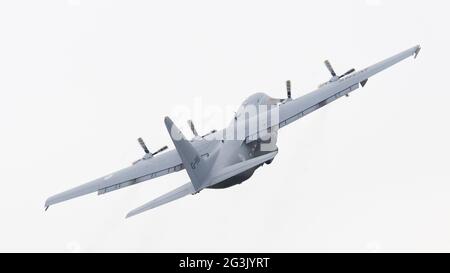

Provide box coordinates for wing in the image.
[242,45,421,141]
[276,45,421,129]
[45,149,183,208]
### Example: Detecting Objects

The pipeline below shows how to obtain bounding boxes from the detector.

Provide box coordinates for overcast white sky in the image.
[1,0,449,252]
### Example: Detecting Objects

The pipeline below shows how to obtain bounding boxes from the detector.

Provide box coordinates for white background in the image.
[1,0,449,252]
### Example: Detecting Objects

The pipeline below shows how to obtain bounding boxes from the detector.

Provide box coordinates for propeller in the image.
[201,129,217,138]
[286,80,292,99]
[151,145,168,156]
[339,68,356,79]
[137,138,167,157]
[187,120,198,136]
[324,60,337,77]
[324,60,355,79]
[137,137,150,154]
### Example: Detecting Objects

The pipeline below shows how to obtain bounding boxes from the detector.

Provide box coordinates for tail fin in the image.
[164,117,213,191]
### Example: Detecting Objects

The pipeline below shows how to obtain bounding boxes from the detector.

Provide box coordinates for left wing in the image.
[45,149,183,209]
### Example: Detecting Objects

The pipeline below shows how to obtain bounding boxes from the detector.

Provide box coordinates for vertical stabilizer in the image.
[164,117,213,191]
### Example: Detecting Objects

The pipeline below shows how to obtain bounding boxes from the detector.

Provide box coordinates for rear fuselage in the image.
[205,92,280,189]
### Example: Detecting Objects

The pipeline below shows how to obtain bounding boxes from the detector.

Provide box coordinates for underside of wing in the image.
[126,182,195,218]
[45,149,183,209]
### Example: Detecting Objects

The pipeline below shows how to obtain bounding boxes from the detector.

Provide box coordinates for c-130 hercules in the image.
[45,46,421,218]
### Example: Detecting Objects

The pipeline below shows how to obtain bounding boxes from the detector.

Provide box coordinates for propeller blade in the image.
[187,120,198,136]
[152,145,168,156]
[137,137,150,154]
[286,80,292,99]
[324,60,337,77]
[339,68,356,79]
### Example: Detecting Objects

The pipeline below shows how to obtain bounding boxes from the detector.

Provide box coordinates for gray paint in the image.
[45,45,421,217]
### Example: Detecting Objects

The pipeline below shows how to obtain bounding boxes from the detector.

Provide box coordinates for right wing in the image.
[276,45,421,130]
[241,45,420,141]
[45,149,183,209]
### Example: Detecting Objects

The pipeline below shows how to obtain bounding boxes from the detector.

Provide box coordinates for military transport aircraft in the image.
[45,45,421,218]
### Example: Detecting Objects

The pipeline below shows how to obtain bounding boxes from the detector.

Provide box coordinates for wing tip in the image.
[414,45,421,59]
[125,211,135,219]
[44,197,53,210]
[125,206,149,219]
[125,207,149,219]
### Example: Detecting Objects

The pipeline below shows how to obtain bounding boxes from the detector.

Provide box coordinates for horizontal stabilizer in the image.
[126,182,195,218]
[207,150,278,187]
[125,151,277,218]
